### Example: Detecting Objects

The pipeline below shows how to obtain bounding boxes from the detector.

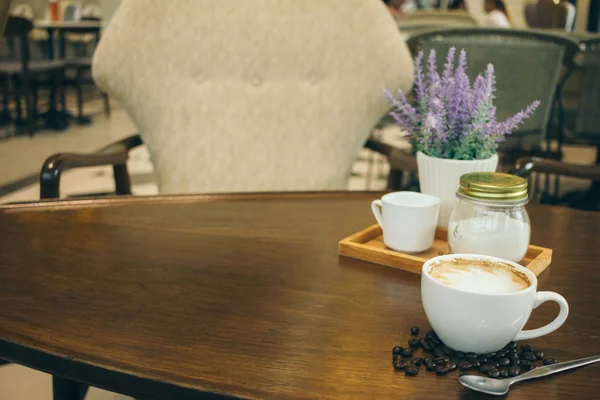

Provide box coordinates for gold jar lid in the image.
[458,172,528,201]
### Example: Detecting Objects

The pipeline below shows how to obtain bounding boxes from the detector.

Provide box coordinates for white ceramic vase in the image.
[416,151,499,228]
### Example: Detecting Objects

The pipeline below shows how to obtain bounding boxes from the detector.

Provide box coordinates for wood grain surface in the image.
[0,193,598,399]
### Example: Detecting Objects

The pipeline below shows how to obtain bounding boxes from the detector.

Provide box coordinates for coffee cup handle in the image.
[371,200,384,228]
[514,292,569,341]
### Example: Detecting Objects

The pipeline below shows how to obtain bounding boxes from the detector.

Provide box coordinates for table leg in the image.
[52,376,88,400]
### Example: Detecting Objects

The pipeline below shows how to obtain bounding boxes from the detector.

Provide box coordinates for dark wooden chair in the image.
[58,16,110,124]
[512,157,600,210]
[0,16,67,135]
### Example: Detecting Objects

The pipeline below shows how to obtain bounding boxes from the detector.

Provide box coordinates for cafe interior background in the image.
[0,0,598,398]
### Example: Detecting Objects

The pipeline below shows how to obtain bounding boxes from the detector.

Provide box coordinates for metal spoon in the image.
[459,355,600,396]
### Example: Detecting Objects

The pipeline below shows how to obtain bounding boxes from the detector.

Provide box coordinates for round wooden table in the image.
[0,193,598,399]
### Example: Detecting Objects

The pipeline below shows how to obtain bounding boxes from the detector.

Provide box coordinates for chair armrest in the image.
[40,134,143,199]
[512,157,600,181]
[365,138,418,172]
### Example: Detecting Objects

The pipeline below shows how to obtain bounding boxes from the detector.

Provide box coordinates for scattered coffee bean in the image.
[496,349,509,358]
[409,338,421,348]
[434,357,446,365]
[431,336,441,345]
[447,362,457,372]
[401,348,414,357]
[506,341,517,349]
[435,365,449,375]
[510,357,520,366]
[425,330,435,339]
[421,340,434,352]
[521,344,533,353]
[423,356,434,365]
[405,365,419,376]
[442,355,451,363]
[543,358,557,365]
[485,352,497,360]
[433,348,445,357]
[507,349,518,358]
[497,357,510,367]
[411,357,423,366]
[455,351,465,359]
[393,360,409,370]
[393,354,403,363]
[499,370,509,379]
[458,361,472,371]
[466,352,477,358]
[442,346,454,356]
[467,358,480,368]
[520,360,533,370]
[410,326,420,336]
[486,361,500,368]
[476,355,488,363]
[479,364,496,373]
[425,362,436,371]
[534,350,544,360]
[392,346,403,355]
[522,352,536,362]
[487,369,501,379]
[508,366,521,377]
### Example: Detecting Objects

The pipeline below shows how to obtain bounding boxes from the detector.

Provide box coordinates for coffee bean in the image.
[479,364,496,373]
[442,355,450,362]
[425,362,436,371]
[401,348,414,357]
[467,358,480,368]
[392,346,403,355]
[476,355,488,363]
[522,352,536,362]
[485,352,497,360]
[431,336,441,345]
[488,369,501,379]
[486,361,500,368]
[434,357,446,365]
[520,360,533,370]
[505,341,517,349]
[466,352,477,358]
[510,357,520,366]
[411,357,423,366]
[423,356,434,365]
[393,360,409,370]
[425,330,435,339]
[543,358,557,365]
[409,338,421,348]
[499,370,509,379]
[442,346,454,356]
[421,340,434,352]
[447,362,457,372]
[433,348,445,358]
[521,344,533,353]
[393,354,403,363]
[455,351,465,359]
[508,349,518,358]
[410,326,420,336]
[497,357,510,367]
[508,366,521,377]
[458,361,472,371]
[435,365,449,375]
[533,350,544,360]
[405,365,419,376]
[496,349,509,358]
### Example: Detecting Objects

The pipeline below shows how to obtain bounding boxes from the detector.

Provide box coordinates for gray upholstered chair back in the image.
[407,28,579,149]
[93,0,414,194]
[573,39,600,145]
[397,10,479,35]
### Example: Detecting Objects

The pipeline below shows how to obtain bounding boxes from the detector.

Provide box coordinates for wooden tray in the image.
[338,224,552,276]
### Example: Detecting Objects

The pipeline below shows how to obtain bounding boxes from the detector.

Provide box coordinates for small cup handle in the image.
[514,291,569,341]
[371,199,384,228]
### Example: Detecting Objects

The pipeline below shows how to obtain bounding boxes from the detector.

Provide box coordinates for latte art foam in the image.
[428,258,530,294]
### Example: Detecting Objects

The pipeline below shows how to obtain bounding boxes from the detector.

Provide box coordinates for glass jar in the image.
[448,172,530,263]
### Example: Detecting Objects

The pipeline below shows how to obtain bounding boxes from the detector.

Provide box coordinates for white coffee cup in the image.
[422,254,569,354]
[371,192,440,253]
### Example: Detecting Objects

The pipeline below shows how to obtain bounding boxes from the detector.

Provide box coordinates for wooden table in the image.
[0,193,598,399]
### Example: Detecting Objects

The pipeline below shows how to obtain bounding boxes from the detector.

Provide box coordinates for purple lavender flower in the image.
[384,48,540,160]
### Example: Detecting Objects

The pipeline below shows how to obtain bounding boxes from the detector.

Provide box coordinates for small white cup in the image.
[371,192,440,253]
[422,254,569,354]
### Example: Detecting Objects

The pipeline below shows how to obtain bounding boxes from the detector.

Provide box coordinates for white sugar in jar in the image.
[448,173,530,263]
